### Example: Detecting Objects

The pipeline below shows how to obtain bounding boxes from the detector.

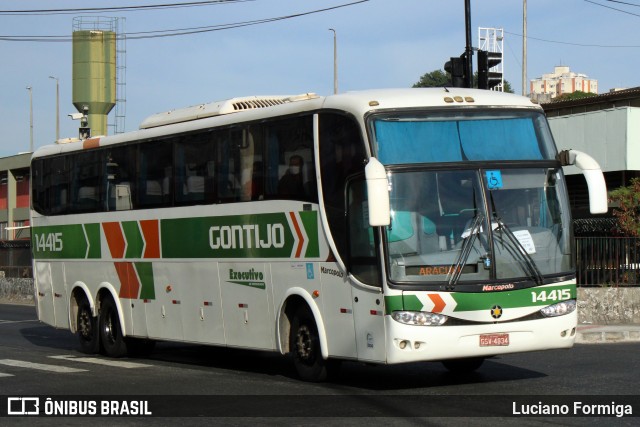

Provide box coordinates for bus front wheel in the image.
[290,305,331,382]
[99,297,128,358]
[76,296,99,354]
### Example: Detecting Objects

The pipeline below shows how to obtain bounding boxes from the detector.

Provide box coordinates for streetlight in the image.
[26,86,33,152]
[49,76,60,142]
[329,28,338,94]
[522,0,527,96]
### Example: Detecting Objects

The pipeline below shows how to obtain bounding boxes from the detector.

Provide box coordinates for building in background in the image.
[0,153,31,278]
[543,87,640,220]
[530,65,598,103]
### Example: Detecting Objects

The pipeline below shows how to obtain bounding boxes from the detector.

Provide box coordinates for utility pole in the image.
[329,28,338,94]
[522,0,527,96]
[464,0,473,89]
[26,86,33,152]
[49,76,60,142]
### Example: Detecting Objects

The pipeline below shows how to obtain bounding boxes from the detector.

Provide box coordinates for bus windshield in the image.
[368,110,572,286]
[383,168,572,285]
[371,109,556,164]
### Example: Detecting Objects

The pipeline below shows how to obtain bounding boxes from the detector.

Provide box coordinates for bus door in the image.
[347,179,386,363]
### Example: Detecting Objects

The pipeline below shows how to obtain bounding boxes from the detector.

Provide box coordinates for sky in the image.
[2,0,640,157]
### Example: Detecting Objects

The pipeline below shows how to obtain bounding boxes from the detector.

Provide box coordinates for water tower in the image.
[72,17,117,137]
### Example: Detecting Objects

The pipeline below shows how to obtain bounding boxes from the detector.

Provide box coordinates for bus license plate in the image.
[479,333,509,347]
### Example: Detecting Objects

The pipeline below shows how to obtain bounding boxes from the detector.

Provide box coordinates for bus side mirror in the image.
[557,149,608,214]
[365,157,390,226]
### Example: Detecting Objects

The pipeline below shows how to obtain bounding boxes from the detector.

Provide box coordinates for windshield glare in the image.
[386,168,572,285]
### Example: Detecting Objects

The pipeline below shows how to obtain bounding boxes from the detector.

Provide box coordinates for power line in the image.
[0,0,369,42]
[583,0,640,17]
[504,30,640,48]
[0,0,253,16]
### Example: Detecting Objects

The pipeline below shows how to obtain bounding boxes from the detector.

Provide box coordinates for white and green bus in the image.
[31,88,607,381]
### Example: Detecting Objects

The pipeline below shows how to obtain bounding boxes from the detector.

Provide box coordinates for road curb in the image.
[576,325,640,344]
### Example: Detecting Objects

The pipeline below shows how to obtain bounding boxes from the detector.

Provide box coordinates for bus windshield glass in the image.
[368,110,572,286]
[382,168,572,285]
[371,109,556,164]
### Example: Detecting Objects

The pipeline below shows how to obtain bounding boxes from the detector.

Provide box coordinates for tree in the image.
[413,69,514,93]
[554,91,597,101]
[413,70,449,88]
[609,178,640,237]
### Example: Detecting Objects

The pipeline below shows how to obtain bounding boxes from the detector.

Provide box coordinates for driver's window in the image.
[347,178,381,286]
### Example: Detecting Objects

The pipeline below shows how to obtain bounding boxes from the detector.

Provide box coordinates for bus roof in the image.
[32,88,541,159]
[139,88,540,130]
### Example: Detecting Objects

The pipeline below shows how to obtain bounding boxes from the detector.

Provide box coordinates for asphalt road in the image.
[0,303,638,426]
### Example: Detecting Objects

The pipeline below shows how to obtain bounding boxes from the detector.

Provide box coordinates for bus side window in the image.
[319,112,368,266]
[347,177,382,286]
[34,156,70,215]
[106,145,136,211]
[138,140,173,208]
[264,115,316,202]
[175,132,216,205]
[217,130,242,203]
[71,151,102,213]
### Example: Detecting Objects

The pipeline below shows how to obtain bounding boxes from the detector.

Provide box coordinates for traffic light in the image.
[477,50,502,90]
[444,53,468,88]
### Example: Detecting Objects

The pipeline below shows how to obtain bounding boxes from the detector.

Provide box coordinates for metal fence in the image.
[0,240,32,278]
[576,237,640,286]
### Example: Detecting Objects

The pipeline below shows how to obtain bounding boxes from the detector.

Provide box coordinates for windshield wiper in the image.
[447,214,484,288]
[493,216,544,286]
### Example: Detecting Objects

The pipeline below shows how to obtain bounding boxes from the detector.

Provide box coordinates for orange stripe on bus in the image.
[288,212,304,258]
[140,219,160,258]
[82,138,100,149]
[115,262,140,299]
[102,222,126,258]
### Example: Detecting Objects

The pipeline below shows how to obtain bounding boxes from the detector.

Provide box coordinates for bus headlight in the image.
[391,311,448,326]
[540,299,577,317]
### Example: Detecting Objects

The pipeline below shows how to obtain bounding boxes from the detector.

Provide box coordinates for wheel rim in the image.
[78,307,92,341]
[295,324,314,363]
[103,310,116,345]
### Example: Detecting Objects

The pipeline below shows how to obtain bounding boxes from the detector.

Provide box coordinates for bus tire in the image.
[99,296,128,358]
[76,295,99,354]
[290,305,333,382]
[441,357,485,373]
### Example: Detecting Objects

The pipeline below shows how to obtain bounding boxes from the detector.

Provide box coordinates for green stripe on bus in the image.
[385,284,576,314]
[135,262,155,300]
[123,221,144,259]
[32,224,99,259]
[299,211,320,258]
[84,223,101,259]
[450,284,576,311]
[160,212,319,259]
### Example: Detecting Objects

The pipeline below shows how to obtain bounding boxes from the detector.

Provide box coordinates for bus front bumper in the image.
[384,311,577,364]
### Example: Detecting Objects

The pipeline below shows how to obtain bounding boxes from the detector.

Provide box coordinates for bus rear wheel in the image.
[76,296,99,354]
[290,305,336,382]
[99,297,128,358]
[441,357,485,373]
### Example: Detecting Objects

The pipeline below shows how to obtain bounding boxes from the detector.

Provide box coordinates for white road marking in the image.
[49,355,152,369]
[0,372,15,378]
[0,359,87,373]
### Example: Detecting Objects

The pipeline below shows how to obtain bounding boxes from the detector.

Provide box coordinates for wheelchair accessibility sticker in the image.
[486,170,503,190]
